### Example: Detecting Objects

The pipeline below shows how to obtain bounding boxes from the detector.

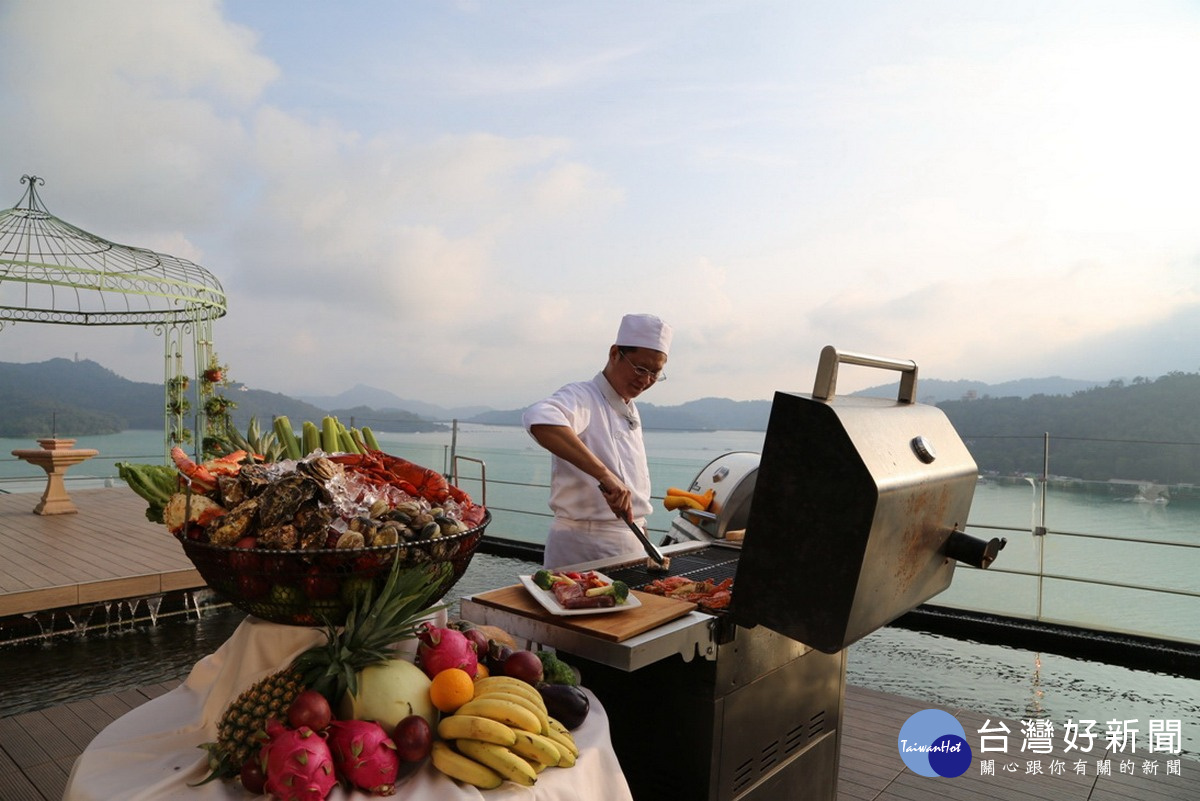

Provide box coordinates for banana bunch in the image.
[431,676,580,790]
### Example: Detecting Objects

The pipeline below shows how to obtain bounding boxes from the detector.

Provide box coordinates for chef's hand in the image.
[598,477,634,522]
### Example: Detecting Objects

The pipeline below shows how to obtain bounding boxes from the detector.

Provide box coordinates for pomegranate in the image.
[239,757,267,795]
[392,714,433,764]
[502,649,545,685]
[287,689,333,732]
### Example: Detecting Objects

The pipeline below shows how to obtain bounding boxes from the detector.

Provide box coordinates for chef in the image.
[523,313,672,568]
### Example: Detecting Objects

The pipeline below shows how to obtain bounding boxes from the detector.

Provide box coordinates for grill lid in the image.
[730,347,999,653]
[667,451,758,544]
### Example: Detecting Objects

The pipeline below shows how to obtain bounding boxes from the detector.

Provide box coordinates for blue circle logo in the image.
[897,709,972,778]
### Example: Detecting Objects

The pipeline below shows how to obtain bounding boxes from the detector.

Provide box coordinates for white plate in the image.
[518,572,642,616]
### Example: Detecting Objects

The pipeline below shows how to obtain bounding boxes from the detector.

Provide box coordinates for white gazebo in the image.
[0,174,228,458]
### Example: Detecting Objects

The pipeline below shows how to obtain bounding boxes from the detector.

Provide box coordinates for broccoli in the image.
[532,569,574,591]
[584,580,629,604]
[536,650,580,686]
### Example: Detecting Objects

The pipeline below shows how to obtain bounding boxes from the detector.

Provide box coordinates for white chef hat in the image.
[615,313,673,355]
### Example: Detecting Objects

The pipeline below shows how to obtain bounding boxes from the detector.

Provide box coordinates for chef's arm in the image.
[528,424,633,520]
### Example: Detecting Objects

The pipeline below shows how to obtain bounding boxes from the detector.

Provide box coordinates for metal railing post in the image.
[1034,432,1049,620]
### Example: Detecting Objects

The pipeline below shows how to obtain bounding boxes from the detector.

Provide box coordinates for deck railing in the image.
[2,432,1197,649]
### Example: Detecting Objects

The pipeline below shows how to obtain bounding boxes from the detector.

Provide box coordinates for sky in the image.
[1,0,1198,409]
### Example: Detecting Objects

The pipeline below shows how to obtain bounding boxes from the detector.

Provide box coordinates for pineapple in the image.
[199,560,451,780]
[204,668,305,776]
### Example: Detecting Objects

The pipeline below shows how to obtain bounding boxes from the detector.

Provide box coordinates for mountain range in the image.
[0,357,1103,438]
[7,357,1197,484]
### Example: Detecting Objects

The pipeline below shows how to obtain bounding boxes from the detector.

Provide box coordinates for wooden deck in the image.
[1,682,1195,801]
[1,488,1197,799]
[0,488,203,618]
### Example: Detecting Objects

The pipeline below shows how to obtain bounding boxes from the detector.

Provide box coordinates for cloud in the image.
[0,0,275,232]
[3,1,1200,411]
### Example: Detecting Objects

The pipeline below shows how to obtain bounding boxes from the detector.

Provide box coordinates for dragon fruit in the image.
[326,719,401,795]
[415,622,478,678]
[260,720,337,801]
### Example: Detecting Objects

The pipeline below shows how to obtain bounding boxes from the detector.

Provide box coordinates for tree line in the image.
[5,357,1199,485]
[940,371,1200,485]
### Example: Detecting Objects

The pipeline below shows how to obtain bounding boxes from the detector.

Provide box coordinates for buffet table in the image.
[64,616,634,801]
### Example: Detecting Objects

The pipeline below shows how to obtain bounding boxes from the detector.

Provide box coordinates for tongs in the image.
[599,483,668,567]
[622,514,668,567]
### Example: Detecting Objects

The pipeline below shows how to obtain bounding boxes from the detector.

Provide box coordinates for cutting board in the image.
[470,584,697,643]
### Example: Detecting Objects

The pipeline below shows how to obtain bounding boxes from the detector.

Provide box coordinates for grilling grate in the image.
[605,543,740,589]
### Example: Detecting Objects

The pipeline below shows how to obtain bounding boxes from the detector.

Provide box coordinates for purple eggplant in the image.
[538,683,590,730]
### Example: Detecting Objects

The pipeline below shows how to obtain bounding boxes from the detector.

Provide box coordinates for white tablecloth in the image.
[64,617,633,801]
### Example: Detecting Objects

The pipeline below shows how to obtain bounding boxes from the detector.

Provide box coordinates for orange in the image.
[474,662,490,680]
[429,667,476,713]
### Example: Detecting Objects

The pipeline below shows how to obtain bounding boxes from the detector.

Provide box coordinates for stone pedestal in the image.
[11,438,100,515]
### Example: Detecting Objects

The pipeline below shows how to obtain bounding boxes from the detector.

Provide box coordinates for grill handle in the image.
[813,345,919,403]
[945,530,1007,569]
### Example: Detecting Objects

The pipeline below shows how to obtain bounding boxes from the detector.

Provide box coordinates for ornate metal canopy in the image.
[0,175,226,326]
[0,174,229,458]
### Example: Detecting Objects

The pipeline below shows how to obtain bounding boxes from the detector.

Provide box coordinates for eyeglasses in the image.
[619,350,667,383]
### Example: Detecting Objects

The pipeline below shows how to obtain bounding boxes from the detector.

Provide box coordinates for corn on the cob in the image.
[362,426,381,451]
[321,416,340,453]
[337,421,358,454]
[301,420,322,456]
[274,416,302,460]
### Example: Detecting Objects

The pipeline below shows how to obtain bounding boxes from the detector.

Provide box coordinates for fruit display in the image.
[199,559,446,783]
[119,419,489,625]
[201,600,590,797]
[116,417,614,797]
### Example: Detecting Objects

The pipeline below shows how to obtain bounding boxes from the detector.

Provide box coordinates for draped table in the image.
[64,616,634,801]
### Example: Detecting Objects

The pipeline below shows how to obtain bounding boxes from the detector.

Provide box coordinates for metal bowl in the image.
[175,510,489,626]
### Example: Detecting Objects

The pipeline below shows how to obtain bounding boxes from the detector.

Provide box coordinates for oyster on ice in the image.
[256,474,323,529]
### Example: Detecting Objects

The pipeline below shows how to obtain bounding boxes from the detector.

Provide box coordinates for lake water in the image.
[3,426,1199,758]
[3,424,1198,644]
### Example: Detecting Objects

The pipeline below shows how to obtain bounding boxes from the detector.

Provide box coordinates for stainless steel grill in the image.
[463,347,1004,801]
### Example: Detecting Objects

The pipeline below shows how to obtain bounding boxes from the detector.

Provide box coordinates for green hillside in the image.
[941,372,1200,484]
[4,358,1198,485]
[0,359,441,438]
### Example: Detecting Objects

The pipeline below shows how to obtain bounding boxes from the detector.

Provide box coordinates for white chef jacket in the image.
[523,372,652,567]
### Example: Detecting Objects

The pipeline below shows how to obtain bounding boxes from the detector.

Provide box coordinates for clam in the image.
[299,455,341,482]
[394,501,422,518]
[336,531,366,549]
[370,525,400,547]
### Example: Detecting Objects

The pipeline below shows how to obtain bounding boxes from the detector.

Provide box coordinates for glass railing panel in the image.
[1037,579,1200,644]
[930,566,1042,619]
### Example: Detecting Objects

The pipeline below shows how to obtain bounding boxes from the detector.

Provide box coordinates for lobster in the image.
[170,446,247,493]
[329,450,453,505]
